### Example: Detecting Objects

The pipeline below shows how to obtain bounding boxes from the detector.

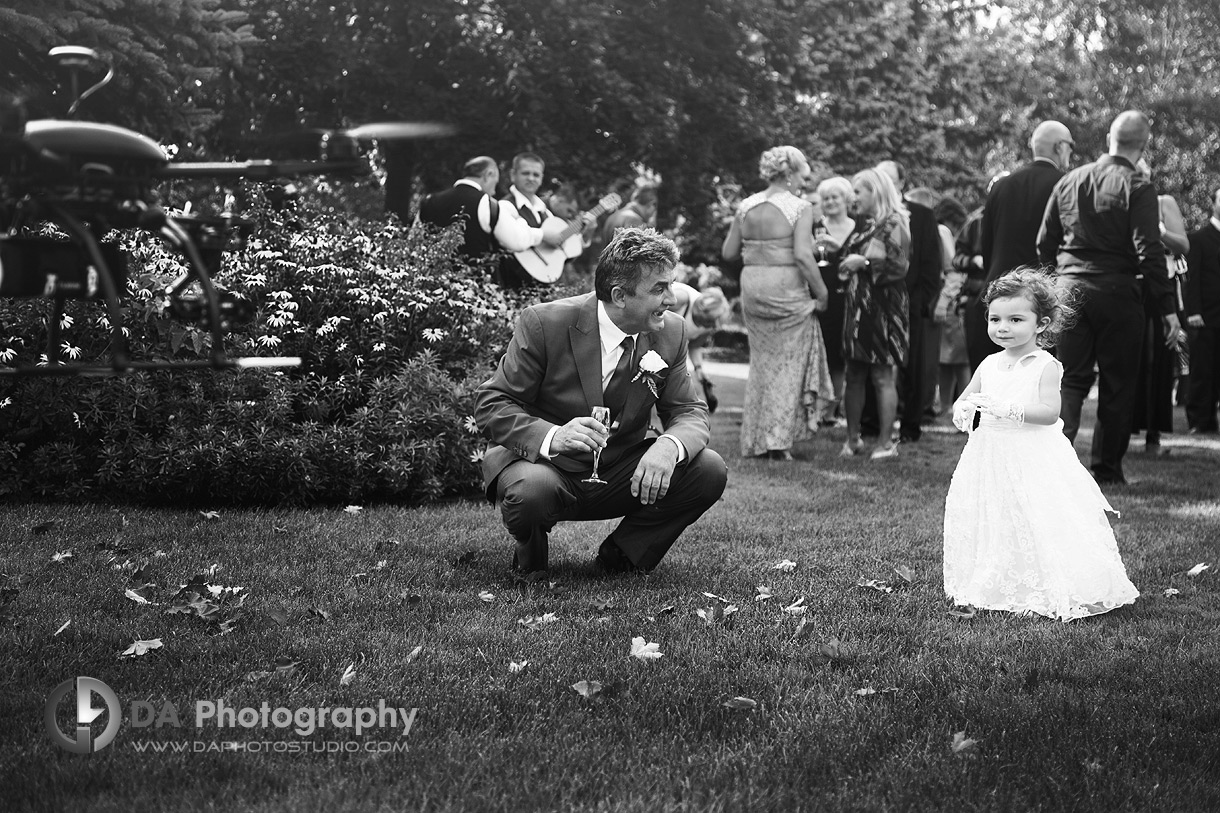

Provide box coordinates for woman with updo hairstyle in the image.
[723,146,834,461]
[836,167,912,460]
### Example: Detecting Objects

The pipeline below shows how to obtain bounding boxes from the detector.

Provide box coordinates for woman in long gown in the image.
[722,146,832,460]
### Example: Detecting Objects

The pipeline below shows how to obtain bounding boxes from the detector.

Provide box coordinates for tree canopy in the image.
[6,0,1220,242]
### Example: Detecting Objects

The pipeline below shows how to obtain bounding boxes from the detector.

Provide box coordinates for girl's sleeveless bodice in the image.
[977,349,1061,434]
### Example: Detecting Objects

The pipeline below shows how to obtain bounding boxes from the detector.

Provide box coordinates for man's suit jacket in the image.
[904,201,943,318]
[475,293,710,497]
[981,159,1063,284]
[1186,222,1220,325]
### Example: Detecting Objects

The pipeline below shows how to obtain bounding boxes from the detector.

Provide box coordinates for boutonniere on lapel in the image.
[632,350,667,397]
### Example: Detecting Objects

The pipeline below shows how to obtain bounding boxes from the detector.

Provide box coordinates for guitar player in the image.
[497,153,595,289]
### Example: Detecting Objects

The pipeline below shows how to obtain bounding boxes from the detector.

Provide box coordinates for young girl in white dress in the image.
[943,268,1140,621]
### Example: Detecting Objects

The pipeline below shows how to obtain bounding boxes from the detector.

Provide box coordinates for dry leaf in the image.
[478,590,496,603]
[1186,563,1210,577]
[404,645,423,663]
[656,604,676,616]
[374,560,388,571]
[782,597,806,616]
[951,730,978,755]
[199,510,220,521]
[820,638,843,660]
[571,680,603,699]
[509,660,528,673]
[857,577,894,594]
[591,599,613,612]
[854,687,877,696]
[50,550,73,563]
[947,608,977,619]
[275,657,299,676]
[630,636,663,661]
[518,613,558,630]
[722,696,757,710]
[773,559,797,572]
[266,608,289,626]
[53,619,71,637]
[118,638,163,658]
[244,670,273,682]
[124,587,153,605]
[701,591,729,603]
[343,505,363,515]
[340,662,357,686]
[893,565,914,583]
[755,585,773,602]
[792,616,814,640]
[32,520,58,535]
[1163,587,1180,598]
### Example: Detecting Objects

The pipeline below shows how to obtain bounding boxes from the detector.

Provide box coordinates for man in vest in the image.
[498,152,551,289]
[416,156,544,275]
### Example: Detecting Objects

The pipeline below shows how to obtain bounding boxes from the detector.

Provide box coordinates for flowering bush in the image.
[0,184,530,505]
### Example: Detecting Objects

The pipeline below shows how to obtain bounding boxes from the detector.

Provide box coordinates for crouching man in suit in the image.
[475,227,728,577]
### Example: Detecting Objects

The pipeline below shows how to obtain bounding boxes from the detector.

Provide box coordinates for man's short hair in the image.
[631,185,659,207]
[1110,110,1151,151]
[512,152,545,172]
[463,156,497,178]
[595,227,678,302]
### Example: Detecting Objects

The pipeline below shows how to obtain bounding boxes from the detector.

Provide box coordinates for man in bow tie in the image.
[475,228,728,577]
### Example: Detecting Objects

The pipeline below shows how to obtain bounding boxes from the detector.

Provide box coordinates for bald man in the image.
[966,120,1074,370]
[1038,110,1183,484]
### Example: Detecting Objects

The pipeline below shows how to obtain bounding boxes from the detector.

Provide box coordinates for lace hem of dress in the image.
[946,596,1136,623]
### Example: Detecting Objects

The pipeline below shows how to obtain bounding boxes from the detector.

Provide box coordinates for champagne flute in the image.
[582,406,611,485]
[814,225,831,268]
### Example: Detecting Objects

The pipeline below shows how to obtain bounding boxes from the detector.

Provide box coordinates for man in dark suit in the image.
[1184,187,1220,433]
[877,160,942,443]
[1037,110,1183,484]
[475,228,728,577]
[966,121,1074,370]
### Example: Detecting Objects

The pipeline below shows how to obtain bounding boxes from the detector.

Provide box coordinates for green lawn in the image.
[2,376,1218,812]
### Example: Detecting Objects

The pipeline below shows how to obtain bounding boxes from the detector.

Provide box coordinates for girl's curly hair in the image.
[983,266,1077,348]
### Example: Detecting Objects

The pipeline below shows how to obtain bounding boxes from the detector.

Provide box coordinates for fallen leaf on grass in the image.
[893,565,915,583]
[819,638,844,661]
[1186,563,1210,577]
[1163,588,1180,598]
[856,578,894,594]
[696,604,739,625]
[782,597,806,616]
[53,619,71,636]
[452,550,477,567]
[854,687,877,696]
[591,598,613,612]
[373,560,388,571]
[405,645,423,664]
[951,730,978,755]
[266,608,290,627]
[518,613,558,630]
[478,590,496,603]
[118,638,163,658]
[199,510,220,521]
[125,587,154,605]
[722,697,757,710]
[343,505,363,515]
[656,604,676,616]
[755,585,773,602]
[701,591,730,603]
[32,520,58,535]
[571,680,603,699]
[773,559,797,572]
[313,607,333,621]
[50,550,73,563]
[398,592,422,606]
[275,657,299,676]
[509,660,528,673]
[946,608,977,619]
[340,662,357,686]
[793,616,814,640]
[244,670,274,682]
[630,636,663,661]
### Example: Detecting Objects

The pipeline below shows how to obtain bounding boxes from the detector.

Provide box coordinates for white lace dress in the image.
[943,349,1139,621]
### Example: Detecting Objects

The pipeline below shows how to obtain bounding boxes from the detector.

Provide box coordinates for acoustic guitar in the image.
[514,192,622,283]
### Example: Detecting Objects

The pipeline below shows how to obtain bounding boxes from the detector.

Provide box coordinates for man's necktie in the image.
[602,336,635,419]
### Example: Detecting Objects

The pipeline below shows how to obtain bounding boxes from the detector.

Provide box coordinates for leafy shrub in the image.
[0,183,527,505]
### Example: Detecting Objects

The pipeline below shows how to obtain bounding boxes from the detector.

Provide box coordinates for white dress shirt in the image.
[451,179,542,252]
